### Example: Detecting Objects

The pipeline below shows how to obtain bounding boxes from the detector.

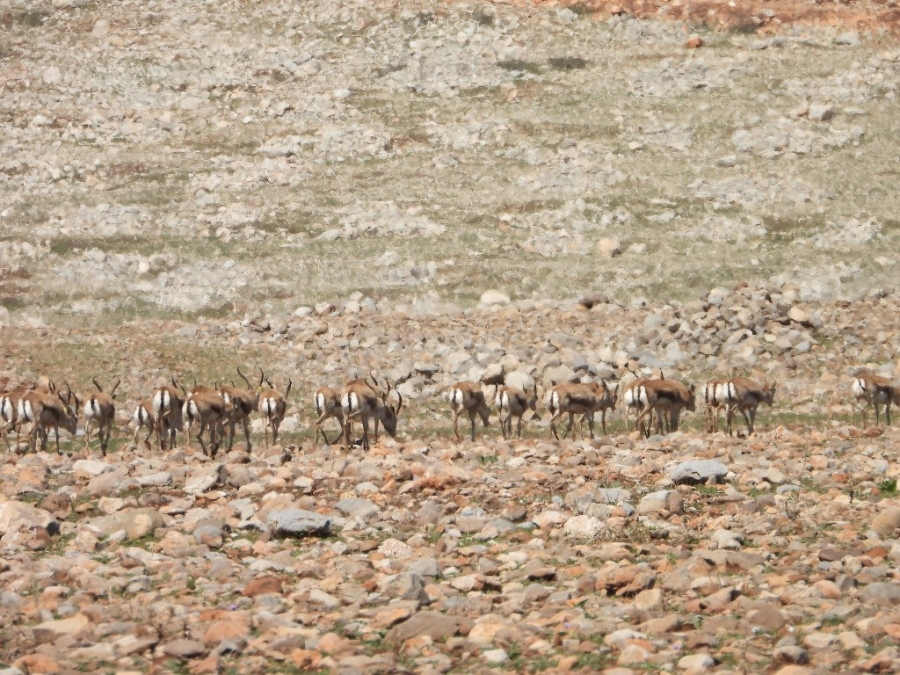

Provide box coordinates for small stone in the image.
[871,508,900,537]
[483,649,508,663]
[563,515,605,540]
[480,290,510,305]
[678,653,714,670]
[266,509,331,537]
[808,104,836,122]
[860,582,900,606]
[162,639,207,659]
[773,645,809,664]
[597,237,622,258]
[670,460,728,485]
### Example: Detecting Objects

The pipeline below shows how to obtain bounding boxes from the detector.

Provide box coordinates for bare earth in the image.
[3,1,900,674]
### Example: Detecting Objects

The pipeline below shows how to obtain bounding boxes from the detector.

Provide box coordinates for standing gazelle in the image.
[703,379,730,433]
[447,381,491,442]
[720,377,776,436]
[852,368,895,427]
[152,379,185,451]
[218,367,263,453]
[132,399,156,451]
[546,381,616,440]
[83,377,119,455]
[495,383,538,440]
[259,376,292,449]
[313,387,344,447]
[182,388,229,458]
[341,377,402,451]
[1,383,37,451]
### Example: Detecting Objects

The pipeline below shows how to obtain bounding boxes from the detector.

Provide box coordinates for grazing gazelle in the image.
[495,383,538,440]
[546,380,616,440]
[447,381,491,442]
[259,376,292,449]
[341,377,402,451]
[313,386,344,447]
[852,368,895,427]
[720,377,776,436]
[17,383,80,454]
[82,377,119,455]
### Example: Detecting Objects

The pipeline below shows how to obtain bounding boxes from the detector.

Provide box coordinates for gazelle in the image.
[82,377,119,455]
[447,381,491,442]
[1,382,38,451]
[313,386,344,447]
[852,368,895,427]
[341,377,402,451]
[495,383,538,440]
[703,379,730,433]
[647,378,696,435]
[720,377,776,436]
[17,384,79,454]
[218,367,263,453]
[132,399,156,451]
[624,371,695,437]
[151,379,185,451]
[546,380,616,440]
[182,389,229,458]
[622,371,655,435]
[259,376,292,449]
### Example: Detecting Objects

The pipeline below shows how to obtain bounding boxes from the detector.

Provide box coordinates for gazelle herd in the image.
[0,365,895,456]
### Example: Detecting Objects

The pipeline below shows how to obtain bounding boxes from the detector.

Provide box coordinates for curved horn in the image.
[265,376,275,389]
[285,379,293,398]
[92,377,103,392]
[258,367,266,387]
[394,390,403,414]
[109,378,120,398]
[48,379,56,393]
[237,366,252,389]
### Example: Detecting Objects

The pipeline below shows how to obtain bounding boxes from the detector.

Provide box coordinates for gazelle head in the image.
[379,383,403,438]
[761,380,776,406]
[685,383,697,412]
[58,384,80,434]
[526,383,538,411]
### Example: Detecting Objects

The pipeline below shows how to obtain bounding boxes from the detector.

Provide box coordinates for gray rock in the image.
[670,460,729,485]
[379,572,430,605]
[0,501,59,537]
[385,611,463,644]
[860,582,900,606]
[871,508,900,537]
[88,508,164,540]
[162,639,207,658]
[407,557,442,578]
[184,464,225,495]
[266,509,332,537]
[335,498,379,519]
[72,459,114,476]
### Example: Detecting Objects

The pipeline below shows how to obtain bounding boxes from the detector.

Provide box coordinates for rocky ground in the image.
[2,284,900,674]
